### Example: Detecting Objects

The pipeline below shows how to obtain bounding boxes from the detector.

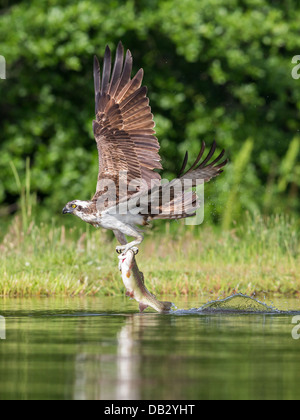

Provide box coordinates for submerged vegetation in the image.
[0,213,299,298]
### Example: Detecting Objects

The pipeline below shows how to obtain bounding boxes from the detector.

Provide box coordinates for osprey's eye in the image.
[72,204,77,209]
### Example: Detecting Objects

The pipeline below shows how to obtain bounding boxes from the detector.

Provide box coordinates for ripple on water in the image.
[171,293,300,315]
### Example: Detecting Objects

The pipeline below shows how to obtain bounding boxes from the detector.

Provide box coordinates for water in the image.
[0,295,300,400]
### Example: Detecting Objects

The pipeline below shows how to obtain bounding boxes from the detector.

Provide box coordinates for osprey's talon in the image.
[132,247,139,256]
[116,245,139,255]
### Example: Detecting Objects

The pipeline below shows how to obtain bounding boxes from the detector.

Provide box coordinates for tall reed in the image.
[9,158,36,232]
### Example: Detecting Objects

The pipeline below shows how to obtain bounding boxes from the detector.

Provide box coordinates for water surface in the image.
[0,296,300,400]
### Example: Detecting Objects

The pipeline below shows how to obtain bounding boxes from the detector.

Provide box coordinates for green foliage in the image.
[0,0,299,224]
[222,138,254,229]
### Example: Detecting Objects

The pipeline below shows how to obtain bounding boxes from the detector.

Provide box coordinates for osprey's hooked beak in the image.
[62,207,72,215]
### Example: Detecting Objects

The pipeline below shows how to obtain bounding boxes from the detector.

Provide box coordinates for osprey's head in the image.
[62,200,92,216]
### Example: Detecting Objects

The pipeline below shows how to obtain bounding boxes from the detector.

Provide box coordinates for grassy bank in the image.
[0,213,299,298]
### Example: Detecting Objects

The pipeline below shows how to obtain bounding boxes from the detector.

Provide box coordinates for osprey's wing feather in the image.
[179,141,228,183]
[93,42,162,202]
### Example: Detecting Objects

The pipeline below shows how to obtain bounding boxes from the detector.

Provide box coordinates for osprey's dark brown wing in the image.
[178,141,228,183]
[93,42,162,202]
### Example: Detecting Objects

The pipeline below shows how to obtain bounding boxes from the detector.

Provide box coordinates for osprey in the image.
[62,42,227,254]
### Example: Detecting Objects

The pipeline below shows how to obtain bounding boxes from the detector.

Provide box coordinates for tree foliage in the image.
[0,0,299,224]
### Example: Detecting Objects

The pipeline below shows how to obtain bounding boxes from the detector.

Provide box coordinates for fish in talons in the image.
[118,250,173,313]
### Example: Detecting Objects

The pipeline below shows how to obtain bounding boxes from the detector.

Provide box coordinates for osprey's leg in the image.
[114,225,143,255]
[113,230,138,259]
[113,230,127,246]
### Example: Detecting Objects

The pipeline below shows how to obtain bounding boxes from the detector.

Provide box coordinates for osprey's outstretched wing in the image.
[93,42,162,202]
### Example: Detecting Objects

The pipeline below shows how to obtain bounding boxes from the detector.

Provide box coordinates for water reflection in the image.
[116,316,140,400]
[0,296,300,400]
[73,313,171,400]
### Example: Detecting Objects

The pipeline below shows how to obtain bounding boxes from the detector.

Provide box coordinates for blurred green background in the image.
[0,0,299,228]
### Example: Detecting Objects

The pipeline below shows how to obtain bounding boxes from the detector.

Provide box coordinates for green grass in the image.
[0,213,299,298]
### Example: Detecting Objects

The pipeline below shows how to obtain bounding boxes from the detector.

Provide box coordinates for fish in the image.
[118,250,173,313]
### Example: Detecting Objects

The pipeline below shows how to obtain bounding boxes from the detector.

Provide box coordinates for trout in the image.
[118,250,173,313]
